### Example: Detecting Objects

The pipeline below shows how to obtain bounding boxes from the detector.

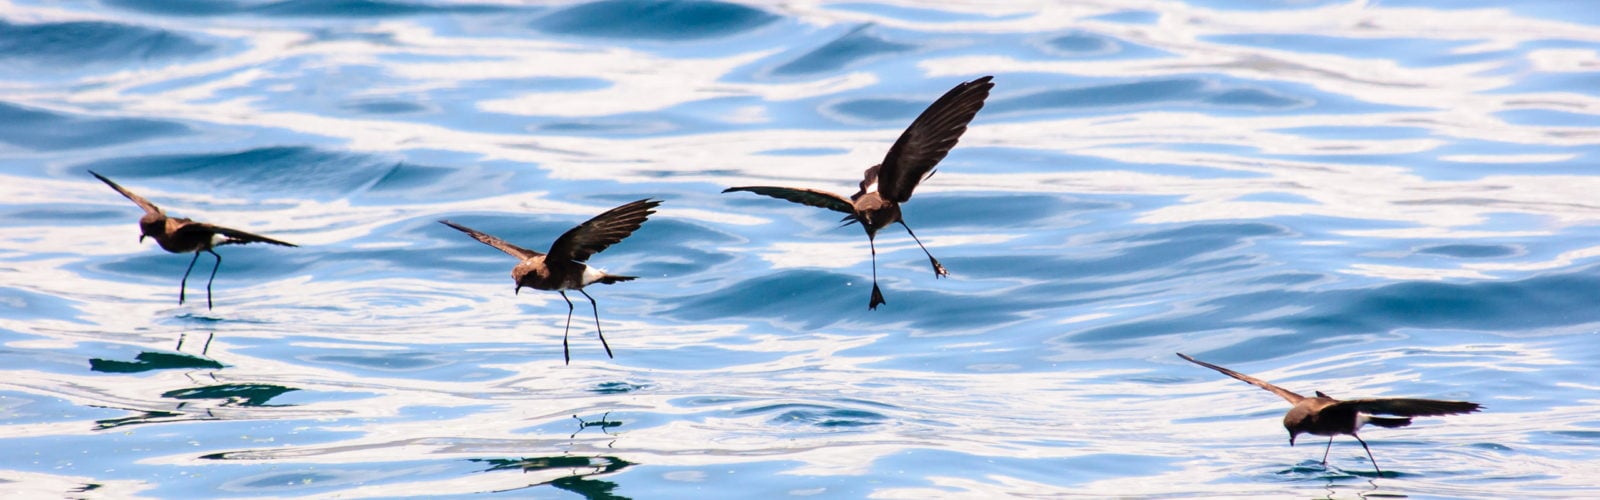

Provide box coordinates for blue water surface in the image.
[2,0,1599,497]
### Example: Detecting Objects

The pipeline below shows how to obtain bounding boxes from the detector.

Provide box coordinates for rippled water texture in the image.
[4,0,1600,497]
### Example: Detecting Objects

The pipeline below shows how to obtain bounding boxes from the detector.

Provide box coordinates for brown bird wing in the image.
[1177,353,1305,404]
[187,222,298,247]
[439,220,542,260]
[89,170,163,215]
[876,75,995,203]
[547,198,661,263]
[1337,398,1482,417]
[722,186,853,215]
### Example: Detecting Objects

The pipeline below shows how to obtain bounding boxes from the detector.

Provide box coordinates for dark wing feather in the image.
[439,220,542,260]
[1177,353,1305,404]
[876,75,994,203]
[1338,398,1482,417]
[547,199,661,263]
[89,170,163,215]
[723,186,853,215]
[200,223,298,247]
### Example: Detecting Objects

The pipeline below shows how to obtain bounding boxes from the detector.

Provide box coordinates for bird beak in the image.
[514,284,521,295]
[138,234,146,243]
[1289,435,1297,446]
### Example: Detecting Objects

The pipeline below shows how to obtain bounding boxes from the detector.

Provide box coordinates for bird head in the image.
[137,214,165,243]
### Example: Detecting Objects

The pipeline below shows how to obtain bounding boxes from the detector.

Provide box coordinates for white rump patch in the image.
[581,265,607,286]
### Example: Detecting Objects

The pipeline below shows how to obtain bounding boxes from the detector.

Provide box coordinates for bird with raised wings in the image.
[724,76,994,310]
[1177,353,1482,474]
[90,171,297,309]
[440,199,660,364]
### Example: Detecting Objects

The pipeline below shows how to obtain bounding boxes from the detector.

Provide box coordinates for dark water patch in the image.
[0,206,127,227]
[828,96,935,123]
[742,403,887,428]
[0,102,190,151]
[96,246,308,289]
[950,224,1283,285]
[906,194,1111,230]
[104,0,512,17]
[539,118,680,135]
[1416,244,1518,259]
[0,19,212,66]
[340,98,429,115]
[1086,10,1160,24]
[1245,272,1325,287]
[827,2,1001,22]
[771,24,914,76]
[308,351,448,372]
[1081,265,1600,356]
[251,0,511,17]
[1043,31,1121,57]
[77,146,396,200]
[534,0,777,40]
[1204,87,1309,109]
[361,162,512,203]
[666,270,871,329]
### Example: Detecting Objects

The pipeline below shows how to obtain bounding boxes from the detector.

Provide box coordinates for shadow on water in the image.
[470,413,634,499]
[88,332,301,430]
[474,455,635,499]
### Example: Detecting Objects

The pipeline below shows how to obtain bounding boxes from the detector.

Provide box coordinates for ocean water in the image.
[3,0,1600,497]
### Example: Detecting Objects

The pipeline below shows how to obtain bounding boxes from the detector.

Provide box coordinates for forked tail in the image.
[595,274,636,285]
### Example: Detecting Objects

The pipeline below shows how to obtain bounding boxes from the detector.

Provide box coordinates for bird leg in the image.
[179,251,202,306]
[1321,436,1334,464]
[1353,434,1382,476]
[560,291,575,365]
[580,288,614,359]
[898,220,947,278]
[204,248,222,310]
[868,235,886,310]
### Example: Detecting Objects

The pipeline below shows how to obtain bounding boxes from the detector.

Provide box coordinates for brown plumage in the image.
[90,171,297,309]
[1177,353,1482,474]
[440,199,660,364]
[724,75,994,310]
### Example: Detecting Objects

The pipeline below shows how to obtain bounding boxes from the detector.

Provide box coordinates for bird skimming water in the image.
[90,171,297,309]
[440,199,660,364]
[1177,352,1482,474]
[724,76,994,310]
